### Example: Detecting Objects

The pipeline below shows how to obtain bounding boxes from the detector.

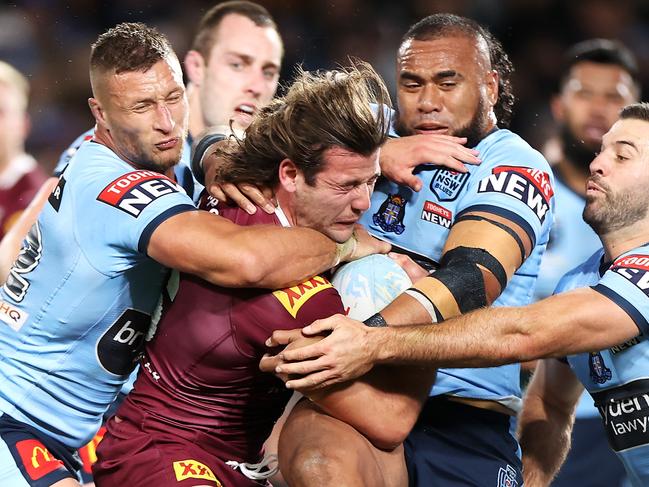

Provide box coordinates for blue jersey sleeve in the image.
[69,144,196,275]
[592,250,649,337]
[457,131,555,248]
[54,128,95,176]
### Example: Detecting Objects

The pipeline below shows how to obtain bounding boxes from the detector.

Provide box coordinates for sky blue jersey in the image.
[0,141,196,447]
[557,245,649,486]
[361,127,555,411]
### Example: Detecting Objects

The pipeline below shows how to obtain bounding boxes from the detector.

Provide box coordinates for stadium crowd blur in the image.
[3,0,649,175]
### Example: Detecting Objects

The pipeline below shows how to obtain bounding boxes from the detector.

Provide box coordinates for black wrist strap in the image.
[363,312,388,328]
[191,133,228,185]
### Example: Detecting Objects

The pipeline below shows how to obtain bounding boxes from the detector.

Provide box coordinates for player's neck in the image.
[187,88,204,140]
[275,191,296,226]
[601,219,649,261]
[0,148,20,173]
[556,158,588,196]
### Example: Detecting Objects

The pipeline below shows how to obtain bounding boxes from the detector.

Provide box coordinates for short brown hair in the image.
[90,22,175,74]
[217,61,391,187]
[191,1,279,60]
[620,103,649,123]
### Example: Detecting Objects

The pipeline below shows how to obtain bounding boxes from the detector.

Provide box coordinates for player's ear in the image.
[486,69,499,108]
[184,50,206,87]
[88,98,106,126]
[278,158,299,193]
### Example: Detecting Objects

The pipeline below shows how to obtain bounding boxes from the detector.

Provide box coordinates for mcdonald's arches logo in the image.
[16,439,64,480]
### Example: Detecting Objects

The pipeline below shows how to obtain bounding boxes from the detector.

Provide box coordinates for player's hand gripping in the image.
[261,314,381,391]
[381,134,481,191]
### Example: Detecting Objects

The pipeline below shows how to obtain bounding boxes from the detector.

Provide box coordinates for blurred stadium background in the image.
[2,0,648,174]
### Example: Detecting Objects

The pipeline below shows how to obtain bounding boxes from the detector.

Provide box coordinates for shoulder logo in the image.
[611,254,649,296]
[273,276,333,318]
[589,351,613,384]
[173,460,221,485]
[97,170,182,217]
[497,464,518,487]
[372,194,406,234]
[477,166,554,223]
[420,201,452,228]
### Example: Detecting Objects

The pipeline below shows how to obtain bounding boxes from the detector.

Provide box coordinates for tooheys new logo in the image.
[477,166,553,223]
[97,170,181,217]
[611,254,649,296]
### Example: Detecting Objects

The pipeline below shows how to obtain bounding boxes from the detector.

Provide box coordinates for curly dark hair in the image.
[401,13,515,127]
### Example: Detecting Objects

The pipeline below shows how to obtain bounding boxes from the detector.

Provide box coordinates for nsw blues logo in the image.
[430,168,469,201]
[373,194,406,234]
[589,351,612,384]
[497,465,518,487]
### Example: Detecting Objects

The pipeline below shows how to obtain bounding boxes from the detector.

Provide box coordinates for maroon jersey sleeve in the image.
[233,276,345,358]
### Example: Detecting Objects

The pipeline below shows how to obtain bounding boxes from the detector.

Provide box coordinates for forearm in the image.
[518,390,575,486]
[372,289,638,368]
[198,224,341,289]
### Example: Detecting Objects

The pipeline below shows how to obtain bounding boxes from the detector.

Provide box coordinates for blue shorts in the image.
[404,397,522,487]
[0,414,81,486]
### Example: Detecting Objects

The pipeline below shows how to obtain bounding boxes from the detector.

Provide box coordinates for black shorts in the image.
[0,414,81,486]
[404,396,522,486]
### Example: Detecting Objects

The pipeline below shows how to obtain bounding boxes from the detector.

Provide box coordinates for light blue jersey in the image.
[0,141,196,448]
[54,128,202,203]
[361,128,555,411]
[558,246,649,486]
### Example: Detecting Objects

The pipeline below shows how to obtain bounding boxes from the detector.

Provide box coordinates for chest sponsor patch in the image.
[97,170,182,217]
[429,168,469,201]
[173,459,221,484]
[15,439,64,480]
[420,201,452,228]
[477,166,553,223]
[610,254,649,296]
[273,276,333,318]
[593,379,649,452]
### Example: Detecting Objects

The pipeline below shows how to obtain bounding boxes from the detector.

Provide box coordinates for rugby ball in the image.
[332,254,412,321]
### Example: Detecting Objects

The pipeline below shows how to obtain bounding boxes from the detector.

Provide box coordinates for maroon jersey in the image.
[112,197,344,465]
[0,154,47,239]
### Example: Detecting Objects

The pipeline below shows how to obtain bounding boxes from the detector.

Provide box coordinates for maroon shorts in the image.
[93,415,269,487]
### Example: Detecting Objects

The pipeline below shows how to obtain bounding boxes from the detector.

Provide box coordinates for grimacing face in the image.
[291,147,380,243]
[198,13,282,130]
[556,61,638,152]
[394,34,498,148]
[583,118,649,235]
[93,56,188,173]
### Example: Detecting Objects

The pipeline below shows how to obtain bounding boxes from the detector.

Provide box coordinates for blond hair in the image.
[0,61,29,111]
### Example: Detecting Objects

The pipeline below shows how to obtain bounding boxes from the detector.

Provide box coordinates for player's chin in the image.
[326,223,356,243]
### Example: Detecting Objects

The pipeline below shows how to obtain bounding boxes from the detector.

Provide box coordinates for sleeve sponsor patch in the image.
[610,254,649,296]
[477,166,554,223]
[97,170,183,217]
[273,275,333,318]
